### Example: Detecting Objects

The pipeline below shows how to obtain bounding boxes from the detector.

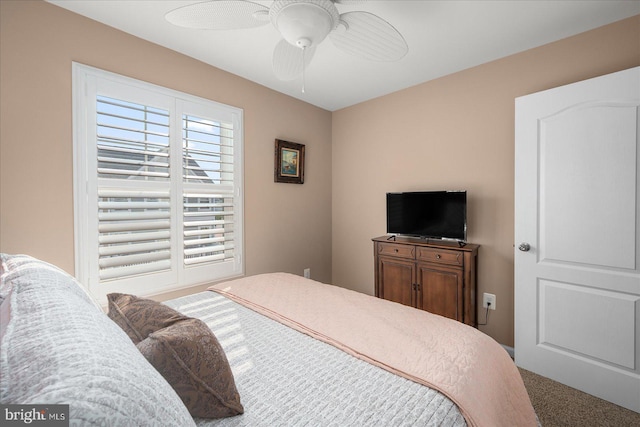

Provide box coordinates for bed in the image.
[0,254,537,426]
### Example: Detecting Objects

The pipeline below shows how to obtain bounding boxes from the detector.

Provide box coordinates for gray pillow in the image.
[0,254,196,427]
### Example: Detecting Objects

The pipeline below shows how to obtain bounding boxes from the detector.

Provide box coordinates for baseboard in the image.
[502,344,515,359]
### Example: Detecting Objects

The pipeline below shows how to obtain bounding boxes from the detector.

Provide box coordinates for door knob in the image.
[518,243,531,252]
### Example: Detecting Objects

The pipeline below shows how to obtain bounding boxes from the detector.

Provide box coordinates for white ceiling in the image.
[47,0,640,111]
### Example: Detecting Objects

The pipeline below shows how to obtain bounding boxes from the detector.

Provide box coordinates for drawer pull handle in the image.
[394,249,399,253]
[436,254,441,259]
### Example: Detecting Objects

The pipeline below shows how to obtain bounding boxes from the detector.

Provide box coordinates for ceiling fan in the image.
[165,0,408,90]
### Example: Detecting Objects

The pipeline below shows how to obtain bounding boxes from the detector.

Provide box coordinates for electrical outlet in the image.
[483,293,496,310]
[303,268,311,279]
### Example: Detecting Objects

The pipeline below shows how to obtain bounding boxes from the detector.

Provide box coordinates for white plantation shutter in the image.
[96,96,173,281]
[97,187,172,280]
[183,191,235,265]
[74,64,243,303]
[182,114,236,267]
[96,96,171,181]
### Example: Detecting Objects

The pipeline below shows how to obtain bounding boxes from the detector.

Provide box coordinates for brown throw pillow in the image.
[107,293,243,418]
[107,293,189,344]
[137,317,244,418]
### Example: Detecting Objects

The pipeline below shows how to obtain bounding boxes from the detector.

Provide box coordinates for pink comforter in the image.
[209,273,537,427]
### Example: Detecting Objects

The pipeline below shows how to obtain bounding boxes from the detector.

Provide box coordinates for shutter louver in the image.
[96,96,173,281]
[97,96,170,181]
[98,188,172,279]
[182,114,235,267]
[183,191,235,265]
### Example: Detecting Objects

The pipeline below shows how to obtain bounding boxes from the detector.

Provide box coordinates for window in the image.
[73,63,243,303]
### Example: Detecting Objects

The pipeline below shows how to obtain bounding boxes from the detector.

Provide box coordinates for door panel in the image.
[515,66,640,412]
[417,263,461,320]
[539,279,638,369]
[377,257,414,307]
[540,103,637,269]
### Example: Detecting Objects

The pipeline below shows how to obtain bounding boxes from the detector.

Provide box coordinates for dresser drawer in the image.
[417,247,462,266]
[377,242,415,259]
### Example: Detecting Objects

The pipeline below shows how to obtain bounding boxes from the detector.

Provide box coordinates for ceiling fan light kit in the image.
[166,0,408,88]
[270,0,339,49]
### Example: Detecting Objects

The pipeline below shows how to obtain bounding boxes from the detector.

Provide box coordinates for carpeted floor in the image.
[518,368,640,427]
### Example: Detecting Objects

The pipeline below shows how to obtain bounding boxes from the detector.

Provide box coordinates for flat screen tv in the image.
[386,191,467,242]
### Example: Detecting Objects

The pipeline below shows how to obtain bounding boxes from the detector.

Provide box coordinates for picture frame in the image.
[274,139,305,184]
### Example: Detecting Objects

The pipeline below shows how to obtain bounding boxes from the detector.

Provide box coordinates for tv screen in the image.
[386,191,467,241]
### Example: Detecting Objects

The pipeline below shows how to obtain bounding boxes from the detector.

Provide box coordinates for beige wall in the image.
[331,15,640,346]
[0,1,333,296]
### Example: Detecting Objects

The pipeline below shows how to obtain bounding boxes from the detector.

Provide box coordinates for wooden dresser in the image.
[373,235,479,327]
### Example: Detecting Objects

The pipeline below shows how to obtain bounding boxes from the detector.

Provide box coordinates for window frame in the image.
[73,63,244,304]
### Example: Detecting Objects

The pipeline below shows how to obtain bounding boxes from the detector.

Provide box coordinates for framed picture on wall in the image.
[274,139,305,184]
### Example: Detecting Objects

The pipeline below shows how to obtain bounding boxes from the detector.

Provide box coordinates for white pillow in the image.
[0,254,196,427]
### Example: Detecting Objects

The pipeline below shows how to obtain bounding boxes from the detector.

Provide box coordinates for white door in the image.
[515,67,640,412]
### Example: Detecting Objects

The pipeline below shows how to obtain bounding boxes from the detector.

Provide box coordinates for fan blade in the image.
[273,39,317,81]
[329,11,408,61]
[165,0,270,30]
